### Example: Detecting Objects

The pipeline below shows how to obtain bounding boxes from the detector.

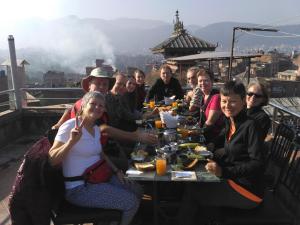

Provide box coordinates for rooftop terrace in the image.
[1,87,300,224]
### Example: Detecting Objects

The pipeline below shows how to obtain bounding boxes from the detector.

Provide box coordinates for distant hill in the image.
[1,16,300,77]
[4,16,300,55]
[194,22,300,51]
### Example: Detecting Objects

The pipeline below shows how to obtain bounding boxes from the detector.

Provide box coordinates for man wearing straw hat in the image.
[52,67,111,131]
[52,67,157,145]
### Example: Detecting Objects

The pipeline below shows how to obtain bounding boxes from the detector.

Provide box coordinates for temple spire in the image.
[173,10,185,35]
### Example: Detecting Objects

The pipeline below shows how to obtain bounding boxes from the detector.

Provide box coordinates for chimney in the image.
[8,35,22,110]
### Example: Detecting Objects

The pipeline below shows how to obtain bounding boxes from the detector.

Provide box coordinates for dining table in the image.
[126,161,221,225]
[127,99,221,225]
[126,140,221,225]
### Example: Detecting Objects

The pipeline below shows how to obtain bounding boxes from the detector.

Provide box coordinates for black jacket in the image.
[214,110,265,197]
[135,84,147,110]
[147,77,184,101]
[247,106,270,141]
[117,92,140,132]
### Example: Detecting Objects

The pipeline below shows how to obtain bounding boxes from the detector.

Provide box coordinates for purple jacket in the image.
[9,137,64,225]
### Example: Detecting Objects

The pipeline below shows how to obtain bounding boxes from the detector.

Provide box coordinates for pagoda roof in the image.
[151,10,216,56]
[167,51,262,63]
[151,32,216,53]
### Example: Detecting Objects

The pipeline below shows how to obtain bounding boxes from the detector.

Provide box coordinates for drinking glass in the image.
[155,120,162,129]
[149,100,155,109]
[172,101,178,108]
[156,156,167,176]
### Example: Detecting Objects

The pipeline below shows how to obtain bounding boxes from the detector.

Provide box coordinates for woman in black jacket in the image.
[119,76,141,132]
[246,82,271,141]
[179,81,265,225]
[134,69,147,111]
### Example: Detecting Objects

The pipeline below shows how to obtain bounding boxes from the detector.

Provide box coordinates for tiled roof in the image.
[167,51,262,62]
[151,32,216,52]
[151,11,216,56]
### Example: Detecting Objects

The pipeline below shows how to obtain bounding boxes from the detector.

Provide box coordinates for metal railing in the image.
[0,89,15,95]
[1,87,300,132]
[0,89,16,111]
[21,87,83,109]
[0,87,83,112]
[266,101,300,145]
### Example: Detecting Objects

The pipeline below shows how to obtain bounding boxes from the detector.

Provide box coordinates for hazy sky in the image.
[1,0,300,26]
[0,0,299,74]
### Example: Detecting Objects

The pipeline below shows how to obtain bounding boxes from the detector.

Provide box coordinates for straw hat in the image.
[81,67,112,92]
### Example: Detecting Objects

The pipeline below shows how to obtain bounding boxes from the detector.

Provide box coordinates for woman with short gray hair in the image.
[49,91,142,225]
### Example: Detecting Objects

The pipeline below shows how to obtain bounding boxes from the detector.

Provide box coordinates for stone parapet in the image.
[0,109,64,147]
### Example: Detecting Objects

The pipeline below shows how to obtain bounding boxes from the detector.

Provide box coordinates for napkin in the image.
[126,169,143,175]
[171,171,197,181]
[159,111,178,128]
[174,171,193,178]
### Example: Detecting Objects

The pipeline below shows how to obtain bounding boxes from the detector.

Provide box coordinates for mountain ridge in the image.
[1,17,299,77]
[1,16,300,53]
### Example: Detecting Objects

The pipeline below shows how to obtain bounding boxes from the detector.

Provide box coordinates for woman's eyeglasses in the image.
[247,92,264,98]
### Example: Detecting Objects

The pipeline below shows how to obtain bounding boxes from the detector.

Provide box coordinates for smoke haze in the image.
[0,16,115,77]
[1,16,300,79]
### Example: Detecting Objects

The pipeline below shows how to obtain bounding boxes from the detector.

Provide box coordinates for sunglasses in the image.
[247,92,264,98]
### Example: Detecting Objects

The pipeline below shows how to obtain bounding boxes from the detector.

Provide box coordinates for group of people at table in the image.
[48,64,271,225]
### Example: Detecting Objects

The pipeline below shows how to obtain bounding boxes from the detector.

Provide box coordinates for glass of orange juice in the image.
[172,101,178,108]
[155,120,162,129]
[156,156,167,176]
[149,100,155,109]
